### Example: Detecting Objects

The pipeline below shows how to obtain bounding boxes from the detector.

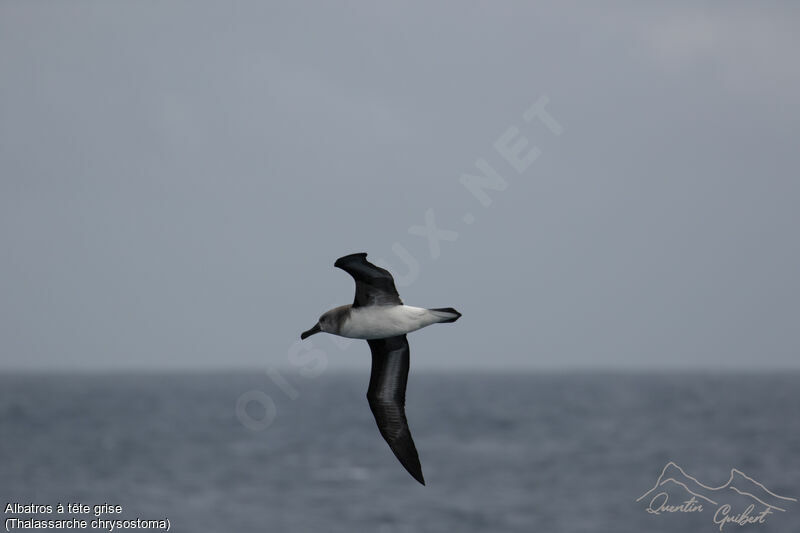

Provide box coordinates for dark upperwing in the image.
[334,252,403,308]
[366,335,425,485]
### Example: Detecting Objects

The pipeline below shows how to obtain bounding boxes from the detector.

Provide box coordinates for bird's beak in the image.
[300,323,321,340]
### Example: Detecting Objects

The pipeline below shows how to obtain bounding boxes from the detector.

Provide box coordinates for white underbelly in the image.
[339,305,437,340]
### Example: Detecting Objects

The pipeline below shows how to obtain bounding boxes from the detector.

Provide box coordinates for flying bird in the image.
[301,252,461,485]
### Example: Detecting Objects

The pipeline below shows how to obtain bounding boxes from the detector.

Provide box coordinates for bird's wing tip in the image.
[334,252,368,268]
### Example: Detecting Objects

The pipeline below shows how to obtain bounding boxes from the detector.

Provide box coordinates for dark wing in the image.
[334,252,402,308]
[366,335,424,485]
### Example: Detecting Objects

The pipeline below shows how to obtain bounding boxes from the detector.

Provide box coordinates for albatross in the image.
[300,252,461,485]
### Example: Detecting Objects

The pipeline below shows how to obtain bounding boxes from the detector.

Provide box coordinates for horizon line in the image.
[3,365,800,376]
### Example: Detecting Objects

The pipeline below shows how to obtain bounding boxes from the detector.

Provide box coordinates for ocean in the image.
[1,371,798,532]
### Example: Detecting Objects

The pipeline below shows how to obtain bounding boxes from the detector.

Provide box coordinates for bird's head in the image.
[300,308,340,339]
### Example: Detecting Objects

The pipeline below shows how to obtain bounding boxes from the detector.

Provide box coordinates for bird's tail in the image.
[427,307,462,323]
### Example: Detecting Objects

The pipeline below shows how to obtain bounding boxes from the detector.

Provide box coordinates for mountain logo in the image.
[636,461,796,530]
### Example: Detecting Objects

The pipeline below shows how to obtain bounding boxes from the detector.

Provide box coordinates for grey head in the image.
[301,305,351,339]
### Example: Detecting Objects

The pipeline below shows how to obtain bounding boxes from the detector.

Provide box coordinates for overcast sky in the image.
[1,2,798,371]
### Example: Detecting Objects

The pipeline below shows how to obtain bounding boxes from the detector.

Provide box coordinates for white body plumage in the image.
[339,305,458,340]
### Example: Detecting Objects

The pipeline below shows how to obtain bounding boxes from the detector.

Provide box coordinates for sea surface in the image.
[1,371,798,533]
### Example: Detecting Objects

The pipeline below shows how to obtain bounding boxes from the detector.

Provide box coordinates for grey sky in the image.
[1,2,798,371]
